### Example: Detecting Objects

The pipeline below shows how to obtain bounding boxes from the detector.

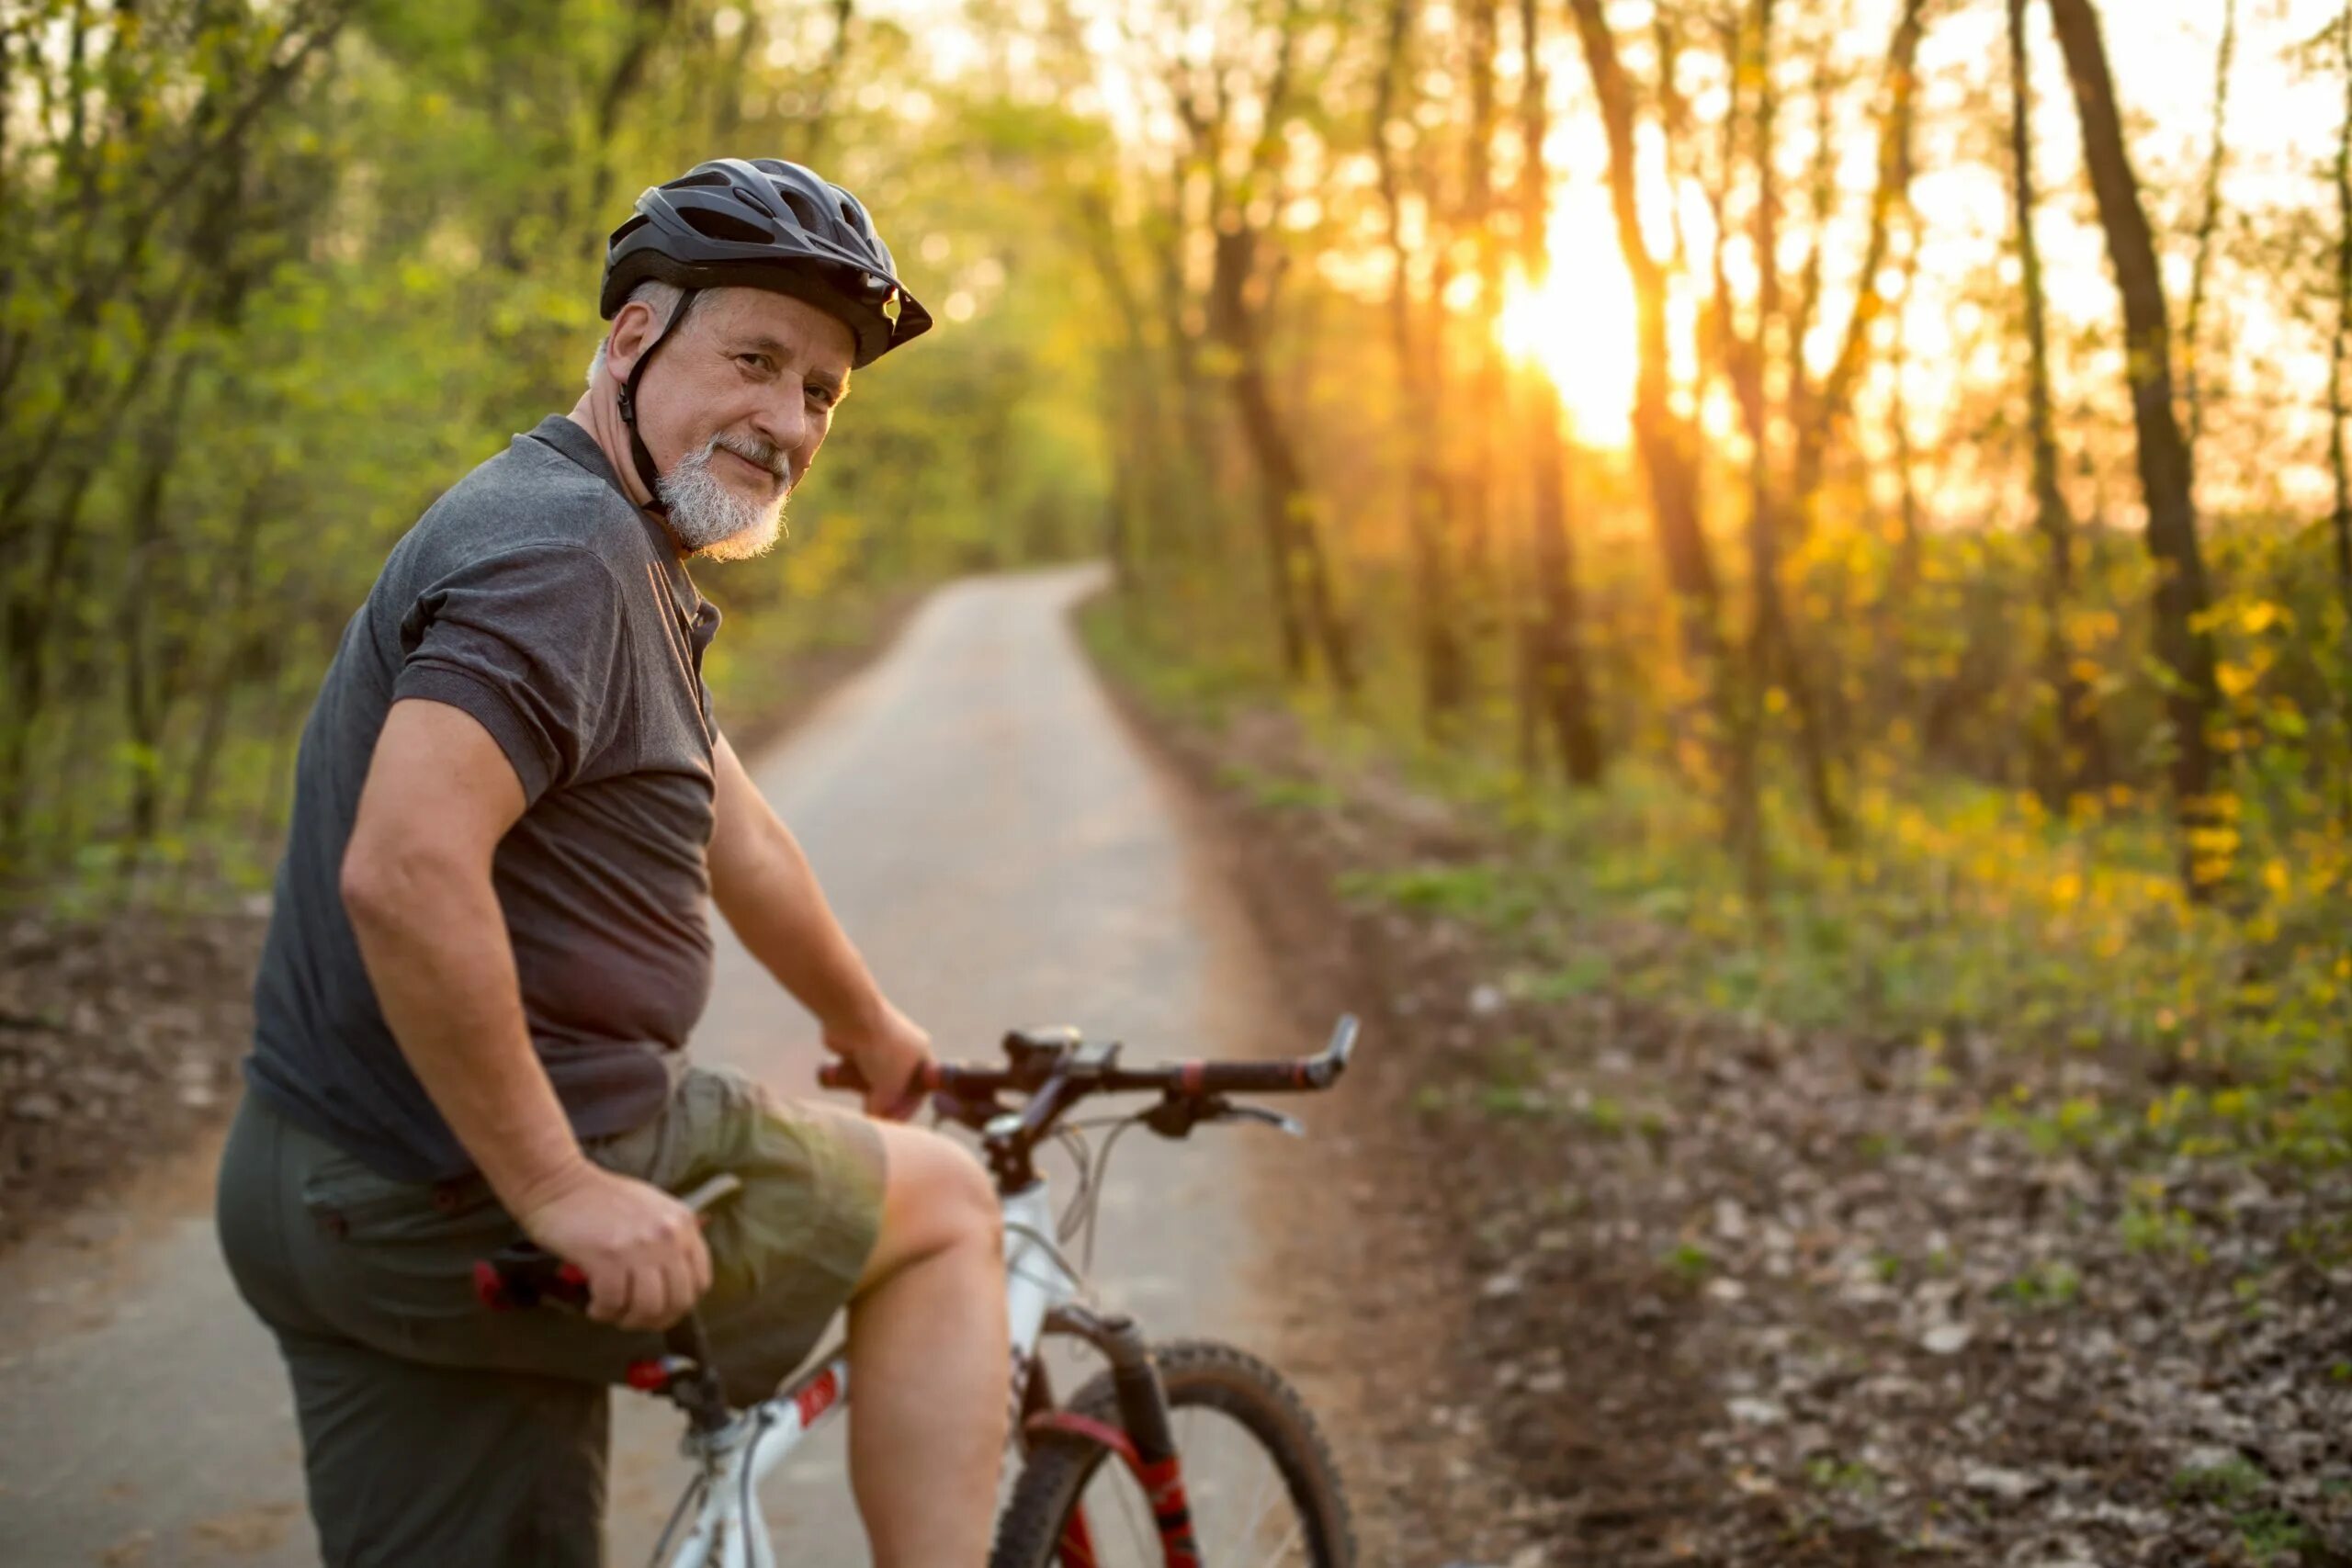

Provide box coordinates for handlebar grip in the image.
[474,1250,590,1313]
[817,1060,943,1095]
[472,1173,743,1314]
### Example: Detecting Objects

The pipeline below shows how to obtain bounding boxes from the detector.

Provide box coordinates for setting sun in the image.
[1495,192,1643,447]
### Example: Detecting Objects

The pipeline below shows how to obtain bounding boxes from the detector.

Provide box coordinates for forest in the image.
[5,2,2347,1183]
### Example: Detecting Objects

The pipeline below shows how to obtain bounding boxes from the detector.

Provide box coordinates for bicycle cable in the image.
[646,1469,707,1568]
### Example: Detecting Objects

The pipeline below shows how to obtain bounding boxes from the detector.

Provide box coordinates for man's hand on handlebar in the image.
[823,994,934,1122]
[508,1161,713,1331]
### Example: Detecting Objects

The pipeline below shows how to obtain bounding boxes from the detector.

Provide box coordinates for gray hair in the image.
[585,279,692,388]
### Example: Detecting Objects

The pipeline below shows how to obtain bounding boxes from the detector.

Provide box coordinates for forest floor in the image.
[1095,656,2352,1567]
[0,589,923,1258]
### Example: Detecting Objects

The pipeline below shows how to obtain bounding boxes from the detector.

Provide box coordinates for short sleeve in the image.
[393,544,633,805]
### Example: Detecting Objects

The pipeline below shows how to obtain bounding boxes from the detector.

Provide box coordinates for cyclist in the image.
[215,158,1007,1567]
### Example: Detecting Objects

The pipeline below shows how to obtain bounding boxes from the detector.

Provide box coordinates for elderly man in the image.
[216,158,1006,1566]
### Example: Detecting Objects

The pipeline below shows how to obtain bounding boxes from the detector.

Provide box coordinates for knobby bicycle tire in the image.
[989,1338,1355,1568]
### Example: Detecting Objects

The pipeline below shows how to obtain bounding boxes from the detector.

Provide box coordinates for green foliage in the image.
[2168,1455,2313,1563]
[2,1,1114,907]
[1215,763,1342,811]
[1999,1258,2084,1311]
[1101,581,2352,1171]
[1803,1456,1883,1498]
[1332,863,1537,930]
[2169,1454,2267,1509]
[1520,953,1611,1001]
[2120,1199,2206,1259]
[1660,1240,1713,1285]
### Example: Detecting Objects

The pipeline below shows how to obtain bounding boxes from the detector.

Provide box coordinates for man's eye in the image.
[738,354,775,374]
[807,384,838,408]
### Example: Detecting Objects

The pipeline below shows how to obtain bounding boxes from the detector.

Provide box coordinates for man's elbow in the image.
[339,830,471,934]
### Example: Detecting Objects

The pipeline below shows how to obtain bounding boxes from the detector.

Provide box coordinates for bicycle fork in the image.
[1028,1304,1201,1568]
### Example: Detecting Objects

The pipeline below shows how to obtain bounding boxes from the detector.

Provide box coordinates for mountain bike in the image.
[478,1016,1361,1568]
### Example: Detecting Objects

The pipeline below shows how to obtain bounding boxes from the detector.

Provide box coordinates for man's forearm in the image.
[709,808,886,1031]
[343,850,587,1207]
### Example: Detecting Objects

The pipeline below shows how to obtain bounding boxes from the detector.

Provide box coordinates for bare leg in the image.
[847,1122,1007,1567]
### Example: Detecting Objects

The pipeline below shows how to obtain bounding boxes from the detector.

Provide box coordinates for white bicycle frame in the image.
[655,1179,1076,1568]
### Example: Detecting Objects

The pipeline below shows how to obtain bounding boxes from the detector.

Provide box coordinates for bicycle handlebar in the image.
[816,1015,1359,1102]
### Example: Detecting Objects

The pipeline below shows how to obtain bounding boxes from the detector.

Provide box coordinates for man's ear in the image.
[603,299,664,384]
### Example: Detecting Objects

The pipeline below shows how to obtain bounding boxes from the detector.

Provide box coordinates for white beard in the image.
[658,434,791,562]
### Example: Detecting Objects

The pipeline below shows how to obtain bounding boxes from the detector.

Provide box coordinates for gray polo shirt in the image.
[245,415,723,1181]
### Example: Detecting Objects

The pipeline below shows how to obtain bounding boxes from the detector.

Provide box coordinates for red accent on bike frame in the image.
[625,1359,671,1392]
[1025,1415,1199,1568]
[1026,1411,1137,1464]
[471,1260,507,1310]
[1056,1509,1100,1568]
[1137,1457,1201,1567]
[793,1366,842,1427]
[1179,1062,1204,1095]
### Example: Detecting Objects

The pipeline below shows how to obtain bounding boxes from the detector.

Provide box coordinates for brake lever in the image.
[1144,1094,1305,1140]
[1219,1103,1305,1137]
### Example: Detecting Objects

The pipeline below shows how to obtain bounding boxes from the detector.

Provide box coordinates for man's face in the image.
[618,287,856,560]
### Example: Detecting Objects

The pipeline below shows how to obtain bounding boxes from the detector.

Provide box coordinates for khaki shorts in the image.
[216,1066,886,1567]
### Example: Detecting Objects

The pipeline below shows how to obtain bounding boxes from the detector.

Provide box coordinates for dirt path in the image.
[0,566,1363,1567]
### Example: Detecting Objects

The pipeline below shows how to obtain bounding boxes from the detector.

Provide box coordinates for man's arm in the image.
[341,697,709,1329]
[707,730,932,1115]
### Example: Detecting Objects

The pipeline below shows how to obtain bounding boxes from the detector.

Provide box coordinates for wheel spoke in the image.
[1221,1442,1280,1563]
[1250,1513,1306,1566]
[1106,1459,1152,1564]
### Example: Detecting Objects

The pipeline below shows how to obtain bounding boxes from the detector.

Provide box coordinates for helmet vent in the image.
[680,206,774,245]
[778,189,827,235]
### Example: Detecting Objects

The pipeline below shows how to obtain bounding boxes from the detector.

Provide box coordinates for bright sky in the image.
[1518,0,2346,492]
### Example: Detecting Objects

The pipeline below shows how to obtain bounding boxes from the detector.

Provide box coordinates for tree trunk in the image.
[117,353,203,874]
[1374,0,1466,735]
[2045,0,2228,897]
[1513,0,1602,784]
[1788,0,1927,526]
[2332,0,2352,614]
[1564,0,1724,647]
[1196,0,1355,694]
[2007,0,2109,803]
[1459,0,1503,617]
[2181,0,2237,466]
[1569,0,1757,864]
[1713,0,1843,855]
[175,487,268,837]
[1227,346,1356,693]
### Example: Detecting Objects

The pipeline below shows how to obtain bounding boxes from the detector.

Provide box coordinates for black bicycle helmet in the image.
[601,157,931,365]
[599,158,933,510]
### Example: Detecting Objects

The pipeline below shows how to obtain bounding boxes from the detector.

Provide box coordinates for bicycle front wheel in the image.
[990,1338,1354,1568]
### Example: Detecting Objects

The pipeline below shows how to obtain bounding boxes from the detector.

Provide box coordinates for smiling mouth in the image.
[720,447,782,491]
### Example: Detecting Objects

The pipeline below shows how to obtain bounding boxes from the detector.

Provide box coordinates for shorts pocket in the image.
[298,1155,509,1247]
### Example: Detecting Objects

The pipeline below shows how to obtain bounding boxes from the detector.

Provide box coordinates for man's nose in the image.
[750,392,808,461]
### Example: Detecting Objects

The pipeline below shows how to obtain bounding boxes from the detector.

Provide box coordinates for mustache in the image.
[709,432,791,489]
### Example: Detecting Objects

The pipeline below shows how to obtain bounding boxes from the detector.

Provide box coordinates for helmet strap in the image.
[613,288,698,514]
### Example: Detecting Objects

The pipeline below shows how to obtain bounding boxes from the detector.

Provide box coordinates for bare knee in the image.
[857,1122,1000,1291]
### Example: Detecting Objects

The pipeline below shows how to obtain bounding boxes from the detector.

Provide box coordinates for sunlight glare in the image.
[1494,189,1641,447]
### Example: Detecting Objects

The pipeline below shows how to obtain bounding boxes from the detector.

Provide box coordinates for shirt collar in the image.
[525,414,706,624]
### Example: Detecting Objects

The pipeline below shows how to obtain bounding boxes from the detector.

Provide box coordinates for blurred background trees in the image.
[4,0,2346,1146]
[0,0,1114,897]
